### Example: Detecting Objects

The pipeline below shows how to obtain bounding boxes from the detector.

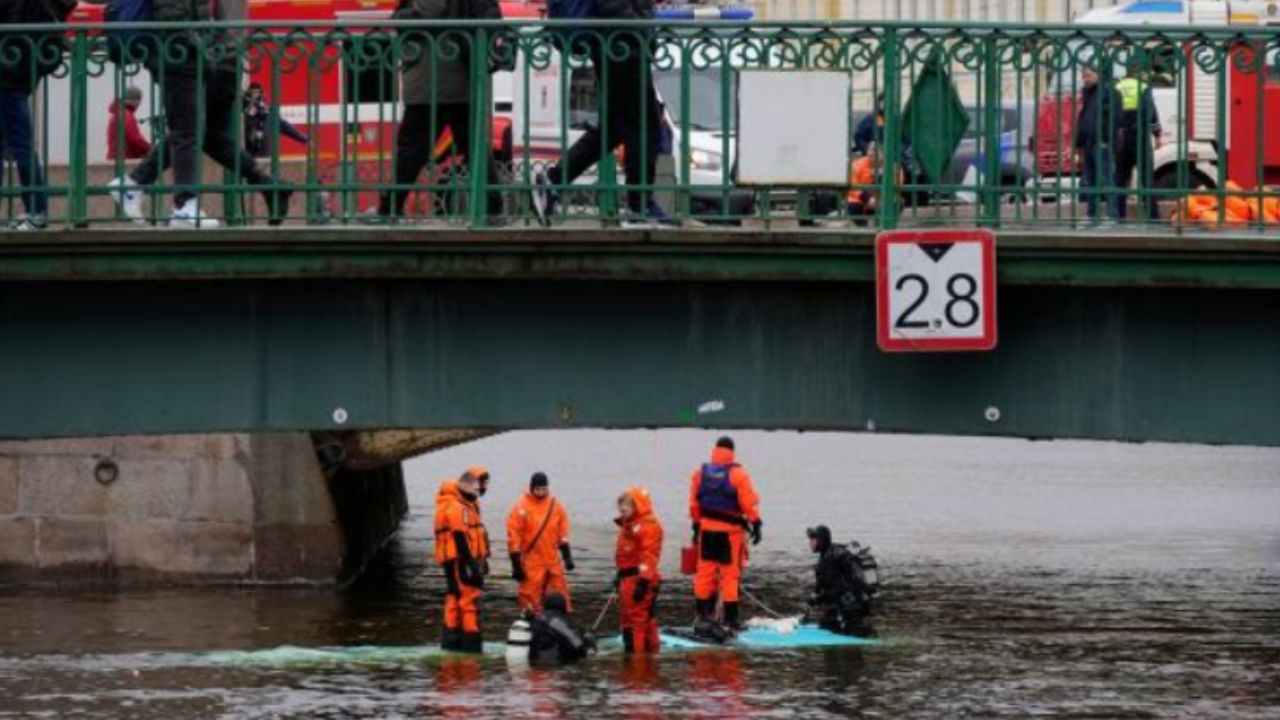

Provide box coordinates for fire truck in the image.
[60,0,543,213]
[1037,0,1280,190]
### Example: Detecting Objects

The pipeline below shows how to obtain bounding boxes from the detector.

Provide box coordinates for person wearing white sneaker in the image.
[106,176,146,225]
[168,198,220,229]
[8,213,47,232]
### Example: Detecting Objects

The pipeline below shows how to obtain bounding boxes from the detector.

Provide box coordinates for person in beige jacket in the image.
[375,0,505,221]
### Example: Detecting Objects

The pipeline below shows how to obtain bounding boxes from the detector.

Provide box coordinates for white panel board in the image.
[737,70,851,185]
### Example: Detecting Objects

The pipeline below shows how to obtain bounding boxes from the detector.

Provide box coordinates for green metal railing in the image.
[1,18,1278,231]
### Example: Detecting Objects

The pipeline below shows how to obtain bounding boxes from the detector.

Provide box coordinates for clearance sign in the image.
[875,229,998,352]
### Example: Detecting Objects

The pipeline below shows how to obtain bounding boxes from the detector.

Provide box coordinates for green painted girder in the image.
[0,229,1279,288]
[1,230,1278,445]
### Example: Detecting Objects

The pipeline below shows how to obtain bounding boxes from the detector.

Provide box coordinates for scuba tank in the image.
[848,541,880,595]
[505,618,533,664]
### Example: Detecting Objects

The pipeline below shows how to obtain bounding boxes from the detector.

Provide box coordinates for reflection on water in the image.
[1,431,1277,718]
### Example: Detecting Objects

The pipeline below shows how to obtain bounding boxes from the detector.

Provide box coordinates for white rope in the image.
[591,591,618,631]
[741,587,788,619]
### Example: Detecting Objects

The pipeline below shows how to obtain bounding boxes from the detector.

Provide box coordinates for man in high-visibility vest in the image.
[434,466,491,653]
[689,436,762,631]
[1114,70,1163,221]
[507,472,575,614]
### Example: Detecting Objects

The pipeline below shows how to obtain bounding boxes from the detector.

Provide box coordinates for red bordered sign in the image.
[876,229,997,352]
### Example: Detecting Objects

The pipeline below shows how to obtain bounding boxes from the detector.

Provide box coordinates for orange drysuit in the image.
[616,486,664,654]
[434,478,490,642]
[507,491,572,613]
[847,155,876,215]
[689,446,760,618]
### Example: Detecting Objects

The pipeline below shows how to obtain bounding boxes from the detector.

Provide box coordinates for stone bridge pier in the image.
[0,430,488,584]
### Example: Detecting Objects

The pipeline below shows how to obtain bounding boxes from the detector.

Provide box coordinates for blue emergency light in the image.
[654,5,755,20]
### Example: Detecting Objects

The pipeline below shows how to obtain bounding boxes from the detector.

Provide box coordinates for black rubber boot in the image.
[723,601,741,630]
[459,631,483,654]
[441,628,462,651]
[695,598,715,619]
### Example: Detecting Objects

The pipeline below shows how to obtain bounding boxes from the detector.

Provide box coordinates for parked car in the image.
[941,102,1038,200]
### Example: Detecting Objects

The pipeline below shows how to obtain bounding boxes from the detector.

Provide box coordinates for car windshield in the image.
[654,68,737,132]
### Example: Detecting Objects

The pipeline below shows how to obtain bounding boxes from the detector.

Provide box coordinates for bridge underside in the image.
[2,229,1278,445]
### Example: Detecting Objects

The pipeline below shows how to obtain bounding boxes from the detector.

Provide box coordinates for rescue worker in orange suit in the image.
[507,472,576,614]
[434,466,491,653]
[615,486,664,654]
[689,436,762,630]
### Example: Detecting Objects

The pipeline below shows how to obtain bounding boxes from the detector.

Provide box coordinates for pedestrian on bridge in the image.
[529,0,667,227]
[507,472,576,614]
[372,0,506,223]
[0,0,76,232]
[1114,66,1162,221]
[435,467,492,653]
[107,0,292,229]
[1074,60,1122,221]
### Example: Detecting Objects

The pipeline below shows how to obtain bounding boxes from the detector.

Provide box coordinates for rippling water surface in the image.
[2,431,1278,718]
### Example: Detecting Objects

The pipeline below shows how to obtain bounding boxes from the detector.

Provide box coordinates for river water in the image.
[1,430,1278,719]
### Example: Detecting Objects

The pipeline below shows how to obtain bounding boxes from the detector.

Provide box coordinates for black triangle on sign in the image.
[919,243,954,263]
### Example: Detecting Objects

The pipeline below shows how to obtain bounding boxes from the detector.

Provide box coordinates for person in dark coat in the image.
[374,0,506,221]
[109,0,291,228]
[1074,61,1122,220]
[529,0,666,226]
[0,0,77,230]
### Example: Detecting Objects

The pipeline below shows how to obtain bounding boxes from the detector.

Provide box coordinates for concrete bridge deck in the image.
[2,228,1278,445]
[2,227,1278,287]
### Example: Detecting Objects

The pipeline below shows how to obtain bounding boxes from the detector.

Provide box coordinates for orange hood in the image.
[437,479,461,503]
[621,486,655,521]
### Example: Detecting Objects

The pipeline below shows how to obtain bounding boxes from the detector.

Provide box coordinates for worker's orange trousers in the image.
[517,564,571,613]
[619,576,660,654]
[693,529,745,603]
[443,561,482,633]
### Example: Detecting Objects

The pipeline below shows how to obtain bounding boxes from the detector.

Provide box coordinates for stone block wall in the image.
[0,433,406,585]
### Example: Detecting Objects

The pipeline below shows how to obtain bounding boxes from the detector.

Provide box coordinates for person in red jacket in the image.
[615,486,663,654]
[689,436,762,631]
[106,86,152,161]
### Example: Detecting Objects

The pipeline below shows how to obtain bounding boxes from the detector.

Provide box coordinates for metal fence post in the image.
[469,27,491,228]
[878,27,901,230]
[981,33,1002,227]
[69,31,90,228]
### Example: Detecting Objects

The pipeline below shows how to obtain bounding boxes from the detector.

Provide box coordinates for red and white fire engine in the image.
[1036,0,1280,189]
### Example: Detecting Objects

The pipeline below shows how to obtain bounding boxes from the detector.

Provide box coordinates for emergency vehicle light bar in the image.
[654,5,754,20]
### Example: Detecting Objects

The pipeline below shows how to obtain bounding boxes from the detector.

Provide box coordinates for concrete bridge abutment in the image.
[0,432,408,585]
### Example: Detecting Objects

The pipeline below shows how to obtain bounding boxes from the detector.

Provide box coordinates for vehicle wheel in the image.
[1152,165,1214,220]
[1153,165,1214,191]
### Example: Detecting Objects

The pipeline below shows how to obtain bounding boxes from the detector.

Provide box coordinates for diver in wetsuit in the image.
[527,593,595,666]
[806,525,876,637]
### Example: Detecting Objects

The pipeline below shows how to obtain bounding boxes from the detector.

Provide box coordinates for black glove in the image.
[510,553,526,582]
[632,578,650,603]
[612,571,622,591]
[750,519,763,546]
[459,559,485,588]
[691,522,700,544]
[559,543,576,572]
